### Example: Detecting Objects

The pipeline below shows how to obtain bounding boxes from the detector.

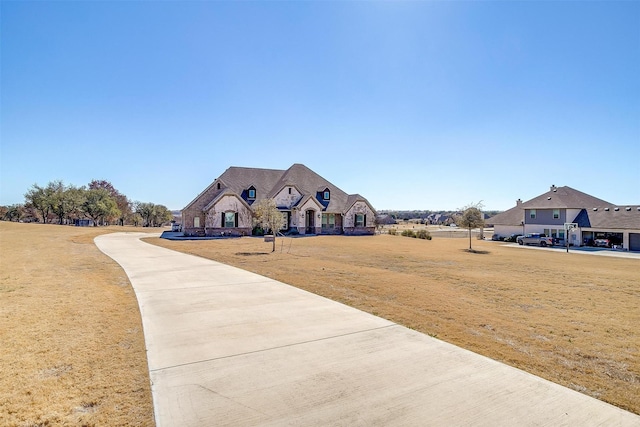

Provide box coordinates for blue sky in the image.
[1,1,639,211]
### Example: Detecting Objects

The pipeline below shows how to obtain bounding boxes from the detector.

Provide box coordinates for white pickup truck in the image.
[517,233,554,247]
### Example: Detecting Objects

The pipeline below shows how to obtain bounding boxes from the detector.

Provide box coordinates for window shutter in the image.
[364,215,367,227]
[235,212,239,227]
[221,213,225,227]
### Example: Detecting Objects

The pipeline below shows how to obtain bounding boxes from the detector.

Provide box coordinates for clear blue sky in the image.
[1,1,639,211]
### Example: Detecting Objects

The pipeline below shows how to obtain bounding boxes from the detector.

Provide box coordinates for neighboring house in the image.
[426,213,451,225]
[182,164,376,237]
[488,185,640,251]
[376,214,396,225]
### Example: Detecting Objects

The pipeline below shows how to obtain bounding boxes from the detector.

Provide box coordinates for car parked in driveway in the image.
[517,233,554,247]
[504,234,521,243]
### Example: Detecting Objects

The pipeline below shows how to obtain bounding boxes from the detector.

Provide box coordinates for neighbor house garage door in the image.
[630,233,640,252]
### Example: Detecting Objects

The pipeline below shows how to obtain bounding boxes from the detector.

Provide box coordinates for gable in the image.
[295,194,325,211]
[203,191,252,213]
[344,194,376,216]
[272,185,303,209]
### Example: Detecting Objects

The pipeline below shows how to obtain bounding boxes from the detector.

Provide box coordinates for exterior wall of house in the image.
[182,182,223,236]
[493,225,525,238]
[274,187,302,209]
[203,195,252,237]
[290,208,300,230]
[320,213,343,235]
[524,208,566,225]
[343,201,375,235]
[521,208,588,246]
[296,199,321,234]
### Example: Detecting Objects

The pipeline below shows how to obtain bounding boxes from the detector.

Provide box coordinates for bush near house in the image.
[416,229,432,240]
[400,229,432,240]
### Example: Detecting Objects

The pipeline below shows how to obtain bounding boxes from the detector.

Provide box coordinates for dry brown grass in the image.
[148,234,640,415]
[0,222,154,427]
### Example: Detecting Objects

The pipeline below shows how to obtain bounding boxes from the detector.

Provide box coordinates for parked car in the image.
[594,238,610,248]
[517,233,554,247]
[491,234,504,241]
[503,234,521,243]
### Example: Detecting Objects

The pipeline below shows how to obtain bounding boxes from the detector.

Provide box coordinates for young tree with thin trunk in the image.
[455,202,485,252]
[252,199,287,252]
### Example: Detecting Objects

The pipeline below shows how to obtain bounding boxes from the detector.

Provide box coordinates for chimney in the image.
[551,185,557,192]
[516,199,522,206]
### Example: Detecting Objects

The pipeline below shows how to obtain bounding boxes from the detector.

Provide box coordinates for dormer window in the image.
[323,189,330,201]
[247,186,256,199]
[217,182,221,190]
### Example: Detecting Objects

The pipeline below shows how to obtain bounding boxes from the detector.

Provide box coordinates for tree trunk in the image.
[468,227,472,251]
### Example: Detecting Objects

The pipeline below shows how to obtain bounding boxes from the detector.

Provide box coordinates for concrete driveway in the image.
[95,232,639,426]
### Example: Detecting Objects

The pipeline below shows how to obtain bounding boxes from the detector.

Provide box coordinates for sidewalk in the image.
[95,232,640,426]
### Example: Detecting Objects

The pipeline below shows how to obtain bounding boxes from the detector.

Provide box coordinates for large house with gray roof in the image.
[182,164,376,237]
[489,185,640,251]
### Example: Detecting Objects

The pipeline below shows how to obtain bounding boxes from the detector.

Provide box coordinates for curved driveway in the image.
[95,232,639,426]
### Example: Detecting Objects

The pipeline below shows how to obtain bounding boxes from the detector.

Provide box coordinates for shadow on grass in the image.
[235,252,271,256]
[461,249,491,255]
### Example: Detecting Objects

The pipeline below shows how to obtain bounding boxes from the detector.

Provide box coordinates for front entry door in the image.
[305,210,315,234]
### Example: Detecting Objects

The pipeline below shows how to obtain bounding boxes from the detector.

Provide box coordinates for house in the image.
[376,214,396,225]
[426,213,451,225]
[182,164,376,237]
[489,185,640,251]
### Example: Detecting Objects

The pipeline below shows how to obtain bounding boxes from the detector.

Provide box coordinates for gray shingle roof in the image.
[189,163,373,214]
[574,207,640,229]
[487,205,524,226]
[521,186,612,209]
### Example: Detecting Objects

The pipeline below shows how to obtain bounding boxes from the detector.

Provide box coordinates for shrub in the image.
[416,229,432,240]
[388,228,397,235]
[401,229,416,238]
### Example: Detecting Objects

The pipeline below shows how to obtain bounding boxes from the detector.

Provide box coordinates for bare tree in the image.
[252,199,286,252]
[455,202,485,251]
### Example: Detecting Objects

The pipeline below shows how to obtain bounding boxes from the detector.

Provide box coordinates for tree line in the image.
[0,179,173,227]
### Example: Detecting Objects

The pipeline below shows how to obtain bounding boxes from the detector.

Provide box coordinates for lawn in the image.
[2,222,637,422]
[0,222,154,427]
[148,233,640,415]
